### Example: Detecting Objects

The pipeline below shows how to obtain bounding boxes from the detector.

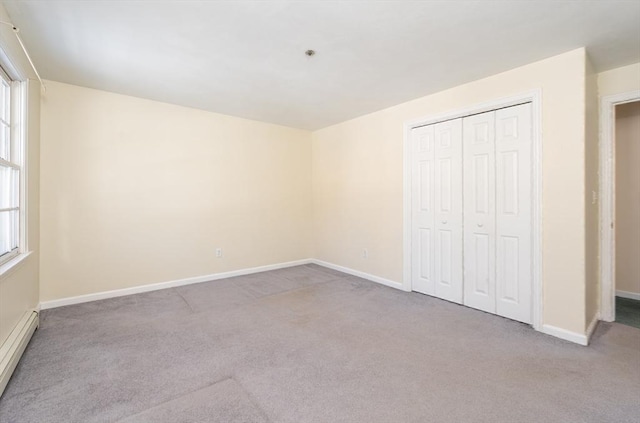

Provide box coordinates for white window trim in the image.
[0,55,30,275]
[0,250,31,279]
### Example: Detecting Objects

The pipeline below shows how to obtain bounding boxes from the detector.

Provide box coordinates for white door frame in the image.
[599,90,640,322]
[403,90,543,331]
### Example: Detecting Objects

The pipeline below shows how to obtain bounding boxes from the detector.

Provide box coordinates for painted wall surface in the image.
[313,49,589,333]
[585,56,600,327]
[598,63,640,97]
[40,81,312,301]
[0,1,41,348]
[35,49,638,337]
[615,101,640,295]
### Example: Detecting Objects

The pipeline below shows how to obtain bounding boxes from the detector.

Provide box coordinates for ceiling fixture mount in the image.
[305,49,316,57]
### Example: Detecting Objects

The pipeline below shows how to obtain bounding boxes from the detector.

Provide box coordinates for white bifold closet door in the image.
[411,119,463,303]
[463,103,532,324]
[462,110,497,314]
[411,102,532,324]
[495,104,532,324]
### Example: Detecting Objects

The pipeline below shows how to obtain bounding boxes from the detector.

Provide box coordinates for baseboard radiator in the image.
[0,310,38,397]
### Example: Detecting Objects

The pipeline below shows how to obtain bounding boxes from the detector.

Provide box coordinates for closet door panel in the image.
[463,111,497,313]
[433,119,463,303]
[411,125,435,295]
[495,103,532,324]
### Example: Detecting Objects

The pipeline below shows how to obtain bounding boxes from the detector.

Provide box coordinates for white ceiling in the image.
[4,1,640,130]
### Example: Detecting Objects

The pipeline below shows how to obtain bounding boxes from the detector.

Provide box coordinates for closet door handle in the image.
[442,220,447,224]
[477,223,484,228]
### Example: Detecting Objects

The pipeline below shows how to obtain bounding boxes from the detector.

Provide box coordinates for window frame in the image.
[0,61,28,270]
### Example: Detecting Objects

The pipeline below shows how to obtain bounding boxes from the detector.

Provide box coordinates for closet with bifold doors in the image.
[410,103,533,324]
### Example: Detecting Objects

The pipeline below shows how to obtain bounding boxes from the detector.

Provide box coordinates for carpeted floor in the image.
[1,264,639,423]
[616,296,640,329]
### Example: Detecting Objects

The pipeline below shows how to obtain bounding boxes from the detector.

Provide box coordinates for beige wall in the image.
[34,51,640,336]
[313,48,590,333]
[585,56,600,325]
[615,101,640,295]
[40,81,312,302]
[0,1,41,348]
[598,63,640,98]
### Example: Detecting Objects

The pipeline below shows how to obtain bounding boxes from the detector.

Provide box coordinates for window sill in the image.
[0,251,33,280]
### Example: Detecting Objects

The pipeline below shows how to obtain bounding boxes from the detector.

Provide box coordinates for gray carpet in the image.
[0,264,639,423]
[117,378,269,423]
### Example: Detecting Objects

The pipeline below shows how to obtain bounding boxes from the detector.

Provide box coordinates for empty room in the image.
[0,1,639,422]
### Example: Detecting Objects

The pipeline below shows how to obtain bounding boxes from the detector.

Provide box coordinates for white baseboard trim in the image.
[540,324,588,346]
[39,258,407,311]
[616,290,640,301]
[312,259,605,346]
[540,312,600,347]
[39,259,313,310]
[311,259,406,291]
[0,310,39,397]
[36,256,603,347]
[585,312,600,344]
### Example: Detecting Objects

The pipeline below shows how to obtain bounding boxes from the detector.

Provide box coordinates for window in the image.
[0,66,23,266]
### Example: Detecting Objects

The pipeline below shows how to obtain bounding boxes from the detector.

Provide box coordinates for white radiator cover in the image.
[0,310,38,397]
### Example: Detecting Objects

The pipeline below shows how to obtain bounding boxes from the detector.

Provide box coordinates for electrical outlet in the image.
[362,249,368,259]
[216,248,223,258]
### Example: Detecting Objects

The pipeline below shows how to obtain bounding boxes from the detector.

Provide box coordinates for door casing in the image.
[599,90,640,322]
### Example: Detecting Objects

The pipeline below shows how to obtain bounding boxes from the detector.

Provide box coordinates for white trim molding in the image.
[586,312,600,344]
[540,325,588,346]
[599,90,640,322]
[311,259,406,291]
[616,290,640,301]
[0,310,38,397]
[40,258,406,310]
[403,89,544,331]
[541,313,599,347]
[0,250,32,279]
[40,256,412,310]
[39,259,313,309]
[38,255,602,346]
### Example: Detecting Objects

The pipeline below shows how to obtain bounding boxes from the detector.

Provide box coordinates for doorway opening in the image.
[600,91,640,326]
[613,101,640,328]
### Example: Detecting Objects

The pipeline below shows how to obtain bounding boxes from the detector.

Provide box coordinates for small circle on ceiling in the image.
[305,50,316,57]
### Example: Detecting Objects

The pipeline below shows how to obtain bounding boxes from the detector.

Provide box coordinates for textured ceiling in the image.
[4,0,640,129]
